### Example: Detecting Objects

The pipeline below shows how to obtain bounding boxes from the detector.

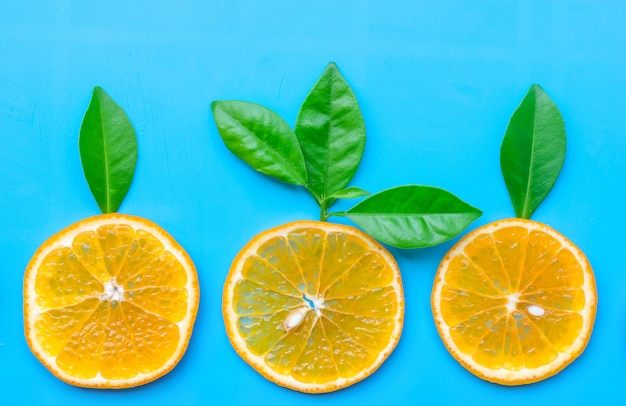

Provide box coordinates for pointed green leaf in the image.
[295,62,366,204]
[79,86,137,214]
[328,186,370,199]
[212,100,307,186]
[501,84,566,219]
[343,185,482,249]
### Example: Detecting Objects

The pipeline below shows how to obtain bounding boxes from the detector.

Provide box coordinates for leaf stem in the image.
[320,198,328,221]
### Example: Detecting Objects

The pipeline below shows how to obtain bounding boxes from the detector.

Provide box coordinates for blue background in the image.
[1,1,624,404]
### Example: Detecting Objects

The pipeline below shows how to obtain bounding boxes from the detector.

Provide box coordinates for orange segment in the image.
[317,315,376,375]
[125,287,189,322]
[55,299,111,379]
[34,248,104,308]
[121,301,182,372]
[291,316,338,383]
[223,220,404,393]
[72,230,112,282]
[318,232,368,293]
[238,309,297,356]
[34,298,101,356]
[257,235,307,293]
[431,218,597,385]
[241,256,302,298]
[24,213,199,388]
[321,309,395,353]
[324,251,396,299]
[95,224,135,276]
[286,227,325,295]
[264,310,319,376]
[121,251,188,289]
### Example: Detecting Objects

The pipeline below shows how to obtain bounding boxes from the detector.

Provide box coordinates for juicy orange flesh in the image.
[232,227,398,384]
[440,226,586,371]
[33,224,188,380]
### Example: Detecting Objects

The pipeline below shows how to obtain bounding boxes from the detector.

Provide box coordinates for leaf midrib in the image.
[97,96,112,213]
[347,212,478,217]
[521,96,537,219]
[322,70,335,201]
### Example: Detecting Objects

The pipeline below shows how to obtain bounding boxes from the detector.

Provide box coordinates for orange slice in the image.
[24,213,200,388]
[431,218,597,385]
[222,220,404,393]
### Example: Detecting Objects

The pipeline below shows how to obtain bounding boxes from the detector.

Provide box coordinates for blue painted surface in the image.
[1,1,625,404]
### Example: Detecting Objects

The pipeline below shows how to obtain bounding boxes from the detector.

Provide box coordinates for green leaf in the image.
[295,62,366,204]
[342,185,482,249]
[212,100,307,186]
[328,186,370,199]
[79,86,137,214]
[500,84,566,219]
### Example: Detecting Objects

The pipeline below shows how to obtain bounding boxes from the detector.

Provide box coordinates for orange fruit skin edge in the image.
[431,218,597,386]
[23,213,200,389]
[222,220,405,393]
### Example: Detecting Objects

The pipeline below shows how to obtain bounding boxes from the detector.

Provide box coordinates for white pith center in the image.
[102,279,124,302]
[506,293,519,313]
[306,294,325,311]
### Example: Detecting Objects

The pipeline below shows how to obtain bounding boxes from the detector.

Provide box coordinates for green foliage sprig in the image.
[212,63,481,248]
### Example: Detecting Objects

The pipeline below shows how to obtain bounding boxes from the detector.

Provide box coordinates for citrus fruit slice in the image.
[24,213,200,388]
[431,218,597,385]
[222,220,404,393]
